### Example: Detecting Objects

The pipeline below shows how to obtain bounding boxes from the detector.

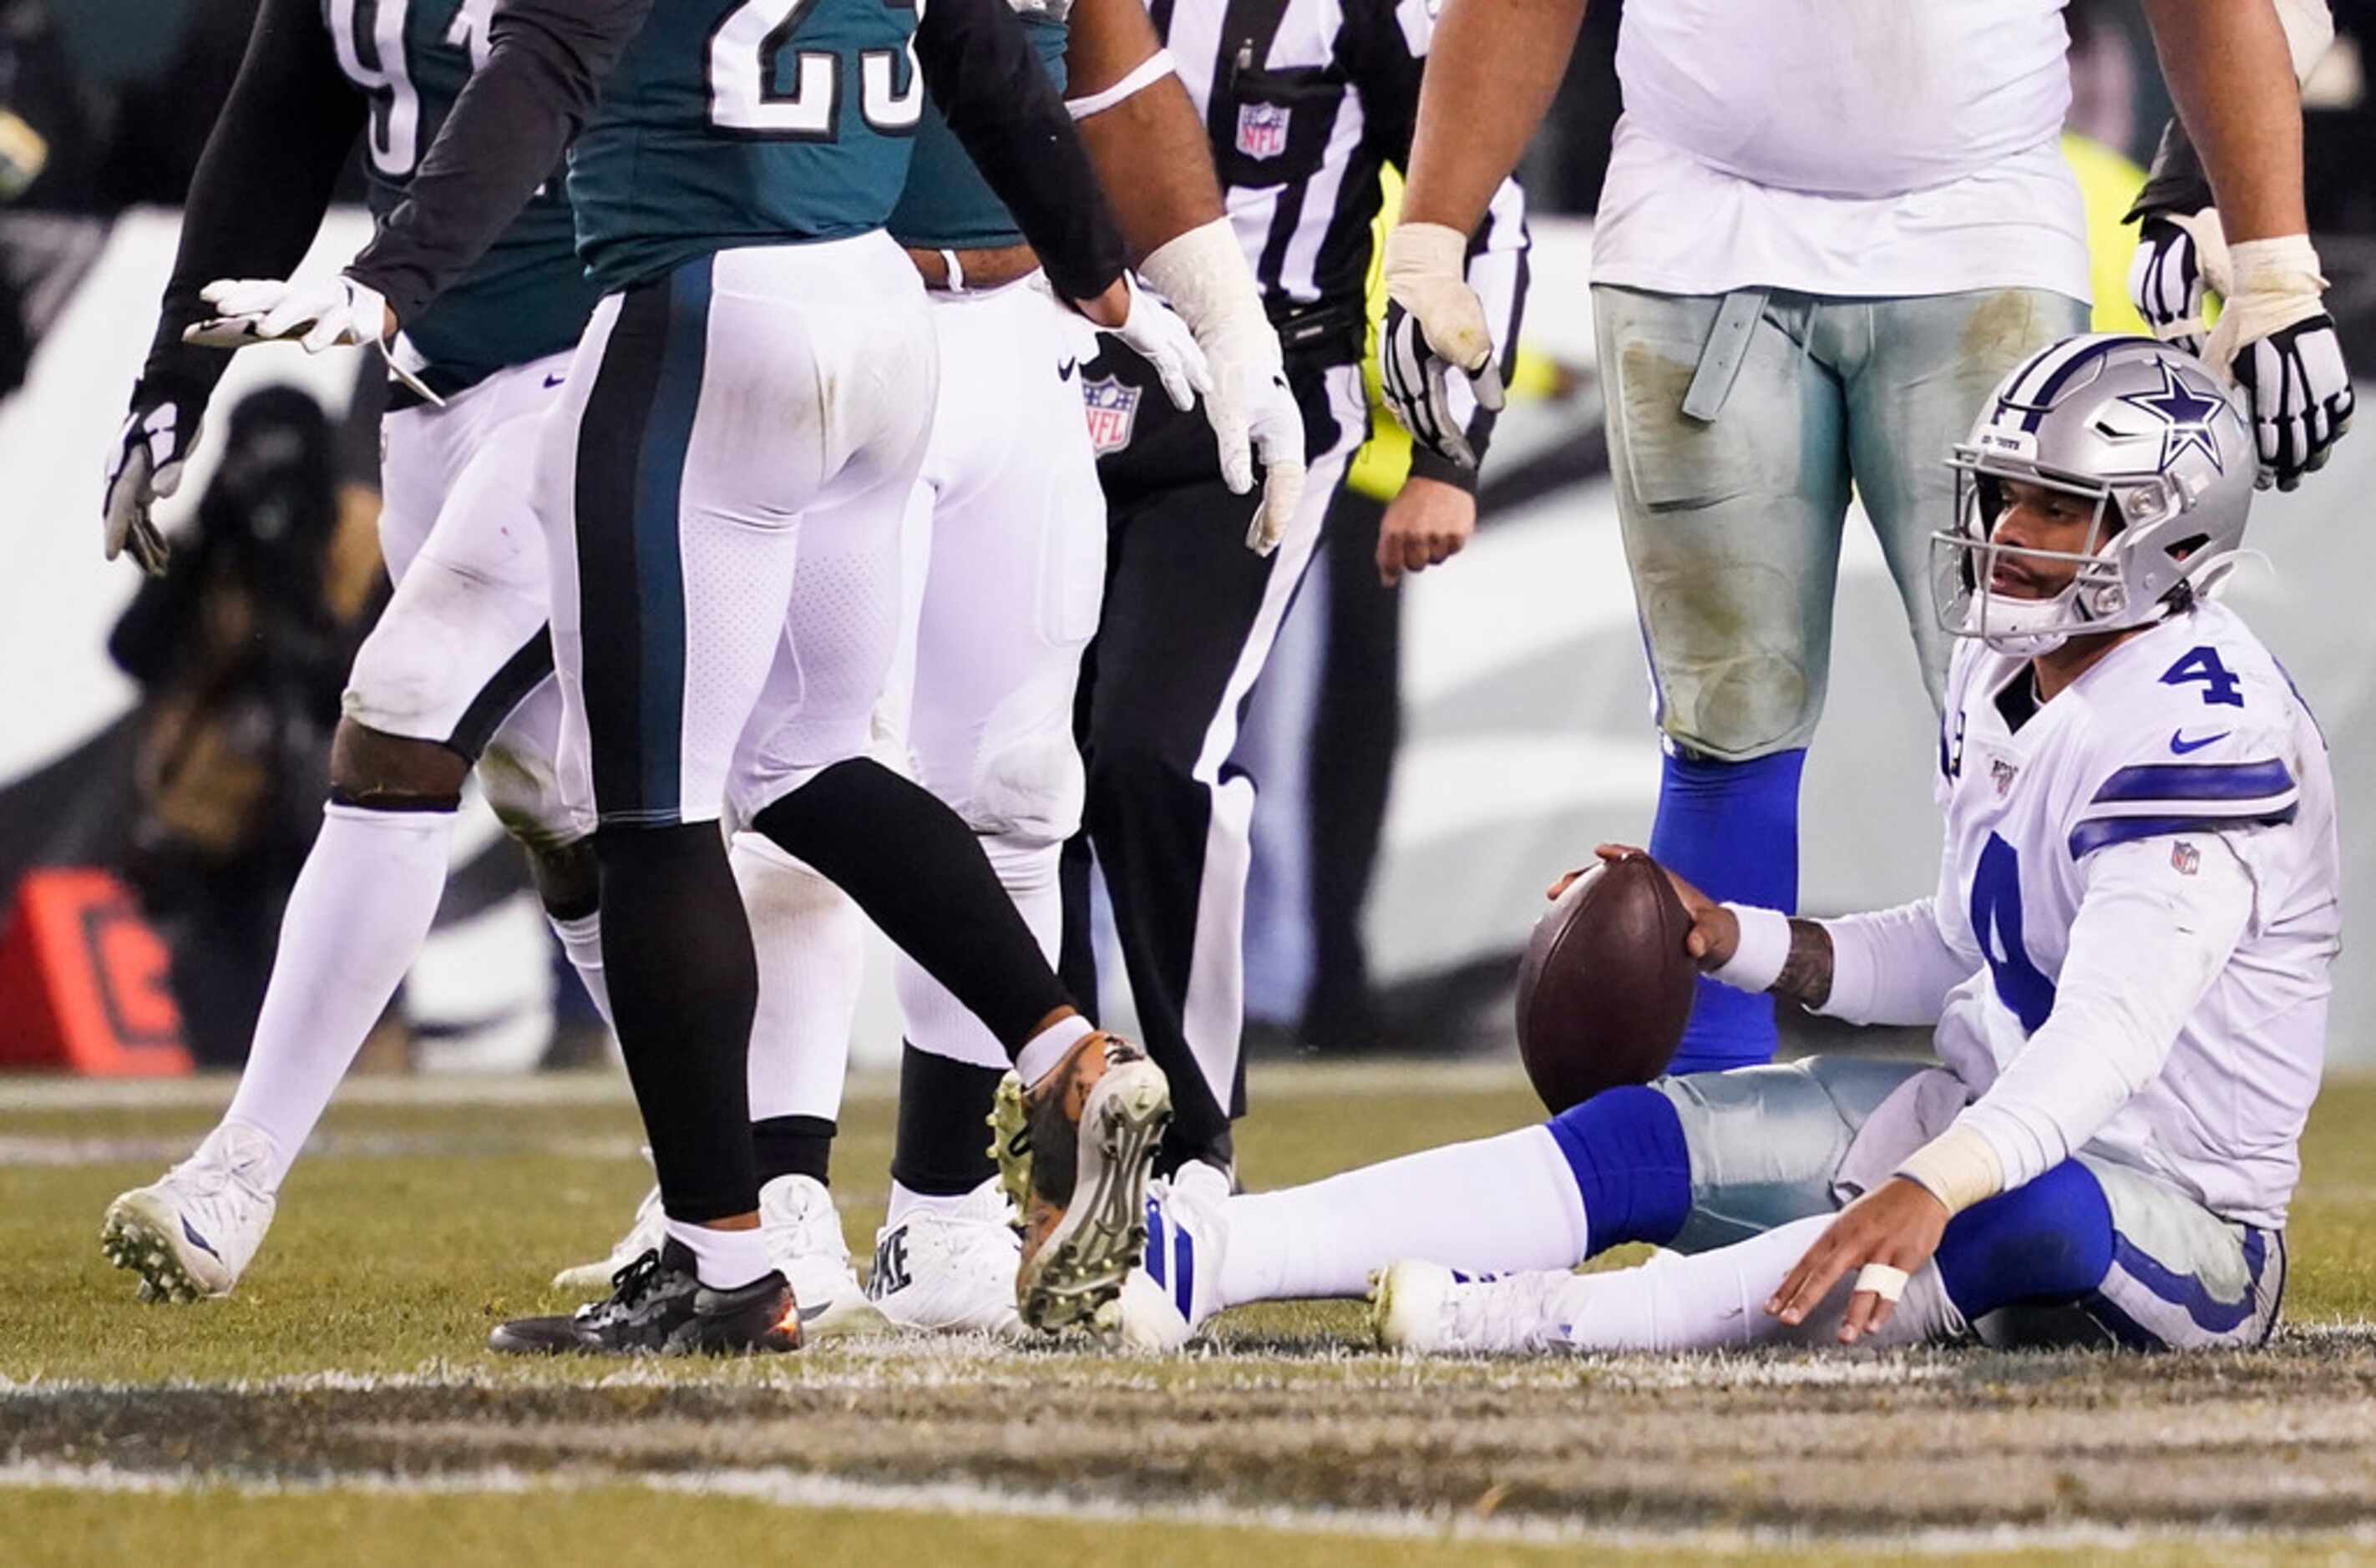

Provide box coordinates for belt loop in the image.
[940,248,966,295]
[1679,286,1767,424]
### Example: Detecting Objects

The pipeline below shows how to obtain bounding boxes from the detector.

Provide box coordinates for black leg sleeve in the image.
[889,1044,1006,1197]
[597,822,758,1223]
[750,758,1072,1056]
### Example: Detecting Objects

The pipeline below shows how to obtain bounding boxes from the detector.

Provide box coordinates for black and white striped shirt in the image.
[1152,0,1527,462]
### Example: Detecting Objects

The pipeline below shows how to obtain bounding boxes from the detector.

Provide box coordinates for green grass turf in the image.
[8,1064,2376,1561]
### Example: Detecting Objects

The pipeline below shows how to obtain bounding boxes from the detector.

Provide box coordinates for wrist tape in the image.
[1711,904,1791,994]
[1893,1125,2006,1217]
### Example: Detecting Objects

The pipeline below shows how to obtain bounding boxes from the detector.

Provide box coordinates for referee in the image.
[1060,0,1528,1179]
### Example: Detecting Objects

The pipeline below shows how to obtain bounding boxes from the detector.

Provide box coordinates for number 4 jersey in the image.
[1912,602,2339,1229]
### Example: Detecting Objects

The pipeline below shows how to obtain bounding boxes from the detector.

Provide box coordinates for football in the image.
[1513,852,1699,1113]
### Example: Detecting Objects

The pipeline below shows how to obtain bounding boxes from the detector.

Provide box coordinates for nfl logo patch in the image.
[1990,759,2019,797]
[1236,102,1292,160]
[2171,841,2201,877]
[1082,376,1142,455]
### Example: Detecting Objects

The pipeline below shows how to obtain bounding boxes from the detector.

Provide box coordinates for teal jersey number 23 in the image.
[569,0,929,293]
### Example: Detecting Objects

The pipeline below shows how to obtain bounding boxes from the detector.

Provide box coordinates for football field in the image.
[9,1062,2376,1565]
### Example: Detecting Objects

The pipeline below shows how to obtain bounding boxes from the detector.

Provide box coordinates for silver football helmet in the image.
[1933,334,2256,658]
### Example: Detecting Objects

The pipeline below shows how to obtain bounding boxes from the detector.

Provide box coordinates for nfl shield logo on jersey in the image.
[1236,103,1292,160]
[1083,376,1142,455]
[1991,758,2019,797]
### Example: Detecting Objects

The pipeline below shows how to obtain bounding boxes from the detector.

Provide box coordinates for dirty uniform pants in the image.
[1593,284,2088,756]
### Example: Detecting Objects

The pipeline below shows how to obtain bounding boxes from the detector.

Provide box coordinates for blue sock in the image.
[1543,1086,1692,1257]
[1933,1161,2115,1321]
[1649,747,1806,1073]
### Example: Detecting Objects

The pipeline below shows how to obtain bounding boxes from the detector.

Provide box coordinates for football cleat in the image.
[552,1161,665,1294]
[865,1179,1026,1338]
[758,1174,886,1339]
[100,1122,279,1302]
[992,1030,1172,1333]
[1114,1161,1231,1351]
[490,1239,801,1358]
[1370,1260,1578,1355]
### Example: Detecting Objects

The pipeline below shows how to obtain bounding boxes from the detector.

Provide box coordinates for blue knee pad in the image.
[1544,1086,1692,1257]
[1649,748,1805,1075]
[1933,1161,2115,1321]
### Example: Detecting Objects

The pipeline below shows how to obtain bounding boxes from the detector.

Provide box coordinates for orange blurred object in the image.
[0,869,193,1075]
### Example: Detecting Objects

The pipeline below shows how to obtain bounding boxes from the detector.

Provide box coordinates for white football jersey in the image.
[1930,603,2338,1229]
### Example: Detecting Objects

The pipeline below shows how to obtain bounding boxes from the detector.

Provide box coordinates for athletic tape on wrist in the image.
[1711,904,1791,994]
[2227,235,2325,295]
[1852,1263,1909,1303]
[1065,49,1177,119]
[1893,1125,2006,1217]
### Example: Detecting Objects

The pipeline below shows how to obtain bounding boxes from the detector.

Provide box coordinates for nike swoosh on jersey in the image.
[2171,730,2232,755]
[1056,359,1078,382]
[544,374,567,388]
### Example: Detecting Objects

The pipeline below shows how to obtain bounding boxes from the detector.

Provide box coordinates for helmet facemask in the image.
[1933,453,2129,659]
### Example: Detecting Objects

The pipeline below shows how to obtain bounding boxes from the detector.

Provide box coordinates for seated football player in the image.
[1117,334,2338,1356]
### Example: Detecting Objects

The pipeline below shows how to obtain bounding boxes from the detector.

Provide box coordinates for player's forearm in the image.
[349,0,651,326]
[1811,897,1970,1027]
[142,0,362,404]
[919,0,1126,301]
[1400,0,1584,235]
[1074,78,1223,264]
[2140,0,2307,243]
[1768,919,1834,1012]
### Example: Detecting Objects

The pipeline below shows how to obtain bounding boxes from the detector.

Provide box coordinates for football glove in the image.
[100,393,195,576]
[1381,221,1504,472]
[185,274,393,353]
[2127,209,2229,359]
[1138,219,1306,555]
[2205,236,2353,492]
[1097,271,1211,415]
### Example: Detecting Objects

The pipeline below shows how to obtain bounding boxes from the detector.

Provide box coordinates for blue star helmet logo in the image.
[2115,361,2228,475]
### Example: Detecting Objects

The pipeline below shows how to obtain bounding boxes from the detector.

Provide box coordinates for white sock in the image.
[664,1218,775,1289]
[220,802,455,1192]
[1218,1125,1589,1307]
[885,1178,977,1228]
[546,908,614,1029]
[1015,1011,1093,1085]
[1548,1214,1961,1352]
[732,832,865,1122]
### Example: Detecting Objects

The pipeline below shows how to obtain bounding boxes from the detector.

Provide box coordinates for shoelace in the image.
[595,1248,666,1316]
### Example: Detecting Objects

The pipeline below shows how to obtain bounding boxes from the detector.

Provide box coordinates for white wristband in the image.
[2227,235,2326,295]
[1710,903,1790,994]
[1065,49,1178,119]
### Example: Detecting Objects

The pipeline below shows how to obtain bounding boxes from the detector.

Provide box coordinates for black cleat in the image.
[489,1240,803,1358]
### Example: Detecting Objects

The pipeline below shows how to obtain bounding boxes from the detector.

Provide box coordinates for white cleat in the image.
[552,1177,665,1295]
[1370,1261,1579,1355]
[100,1123,279,1302]
[758,1174,886,1340]
[865,1178,1027,1338]
[1115,1161,1231,1352]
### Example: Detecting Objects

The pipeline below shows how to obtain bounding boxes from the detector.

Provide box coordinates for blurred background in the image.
[3,0,2373,1080]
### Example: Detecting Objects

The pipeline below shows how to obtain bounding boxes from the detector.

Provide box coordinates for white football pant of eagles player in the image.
[1117,335,2338,1358]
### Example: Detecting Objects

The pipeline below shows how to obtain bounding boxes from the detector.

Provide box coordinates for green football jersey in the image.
[322,0,597,392]
[566,0,928,293]
[886,13,1066,252]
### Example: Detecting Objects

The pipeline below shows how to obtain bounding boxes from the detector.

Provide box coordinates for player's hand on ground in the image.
[2128,210,2226,358]
[185,275,397,353]
[1087,273,1210,413]
[99,391,195,577]
[1769,1176,1948,1345]
[1381,221,1503,472]
[2202,238,2353,492]
[1375,475,1475,584]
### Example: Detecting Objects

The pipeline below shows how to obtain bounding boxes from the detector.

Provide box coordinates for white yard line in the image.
[4,1456,2374,1557]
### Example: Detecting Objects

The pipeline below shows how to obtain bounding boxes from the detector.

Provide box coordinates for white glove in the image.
[1381,221,1504,471]
[99,396,196,576]
[2205,236,2353,492]
[1139,219,1307,555]
[185,274,393,353]
[1097,272,1211,414]
[2128,209,2231,358]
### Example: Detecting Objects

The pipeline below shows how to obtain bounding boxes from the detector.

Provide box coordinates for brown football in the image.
[1514,852,1699,1113]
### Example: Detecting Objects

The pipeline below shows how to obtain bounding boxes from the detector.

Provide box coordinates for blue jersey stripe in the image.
[2068,805,2298,859]
[2090,757,2296,806]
